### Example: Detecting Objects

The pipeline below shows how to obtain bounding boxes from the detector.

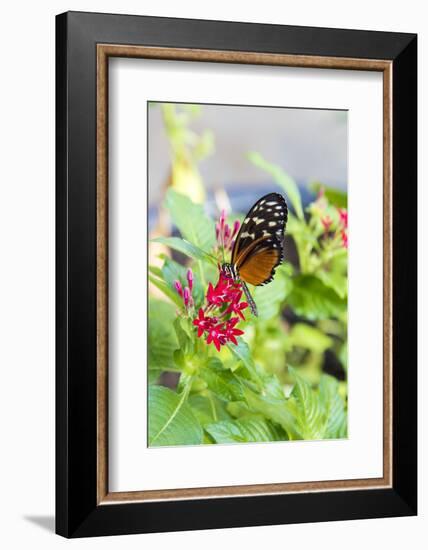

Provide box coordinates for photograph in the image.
[147,102,349,447]
[0,2,420,545]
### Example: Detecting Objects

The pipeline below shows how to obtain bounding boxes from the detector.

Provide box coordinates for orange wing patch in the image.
[238,248,281,286]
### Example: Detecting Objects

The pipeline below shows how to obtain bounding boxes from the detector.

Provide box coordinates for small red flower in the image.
[193,308,213,337]
[207,271,241,307]
[191,255,248,351]
[206,324,227,352]
[226,293,249,320]
[207,281,227,306]
[223,317,244,345]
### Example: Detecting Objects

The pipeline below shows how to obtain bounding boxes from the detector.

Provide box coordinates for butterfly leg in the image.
[240,280,258,317]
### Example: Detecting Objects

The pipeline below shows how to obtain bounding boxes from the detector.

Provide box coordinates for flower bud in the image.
[224,224,231,241]
[219,209,226,230]
[186,268,193,291]
[183,287,190,307]
[174,280,183,297]
[232,220,240,238]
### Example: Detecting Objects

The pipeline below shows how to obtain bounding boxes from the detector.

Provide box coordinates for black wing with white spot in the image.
[231,193,288,286]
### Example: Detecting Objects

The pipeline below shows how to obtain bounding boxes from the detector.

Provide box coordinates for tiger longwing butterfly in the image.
[222,192,288,316]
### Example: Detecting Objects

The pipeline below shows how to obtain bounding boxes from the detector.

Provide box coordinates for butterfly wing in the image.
[238,246,282,286]
[232,193,288,286]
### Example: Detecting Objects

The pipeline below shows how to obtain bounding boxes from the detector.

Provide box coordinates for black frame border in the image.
[56,11,417,538]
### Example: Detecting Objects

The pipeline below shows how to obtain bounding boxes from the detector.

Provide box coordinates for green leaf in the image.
[165,189,215,251]
[316,270,347,300]
[148,265,163,278]
[286,215,320,273]
[148,300,178,372]
[253,269,291,320]
[289,323,333,354]
[316,247,348,299]
[206,417,287,444]
[226,338,261,384]
[247,152,304,220]
[188,394,231,426]
[149,274,183,308]
[318,374,347,439]
[287,274,346,321]
[241,384,299,439]
[152,237,216,265]
[288,367,324,440]
[310,182,348,208]
[200,358,244,402]
[148,385,203,447]
[173,317,194,357]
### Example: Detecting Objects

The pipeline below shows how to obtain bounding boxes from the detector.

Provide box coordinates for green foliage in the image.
[206,417,287,444]
[247,152,304,220]
[148,273,183,308]
[287,367,347,440]
[318,374,348,438]
[160,103,214,203]
[253,266,292,320]
[310,182,348,208]
[165,189,215,252]
[200,358,244,402]
[148,385,203,446]
[188,394,231,426]
[148,300,179,374]
[287,275,346,321]
[288,367,325,439]
[148,118,348,447]
[152,237,217,265]
[288,323,333,354]
[241,383,299,440]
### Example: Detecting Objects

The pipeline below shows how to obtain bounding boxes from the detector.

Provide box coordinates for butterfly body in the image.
[221,192,288,316]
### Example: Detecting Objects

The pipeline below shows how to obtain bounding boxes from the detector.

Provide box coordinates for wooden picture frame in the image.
[56,11,417,537]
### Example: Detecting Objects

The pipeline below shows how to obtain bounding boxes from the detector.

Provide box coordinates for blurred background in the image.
[148,102,347,229]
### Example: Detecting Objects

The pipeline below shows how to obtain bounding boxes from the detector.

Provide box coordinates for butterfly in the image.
[222,192,288,316]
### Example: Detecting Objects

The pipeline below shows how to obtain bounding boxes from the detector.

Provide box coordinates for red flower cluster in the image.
[193,310,244,351]
[193,270,247,351]
[215,209,240,251]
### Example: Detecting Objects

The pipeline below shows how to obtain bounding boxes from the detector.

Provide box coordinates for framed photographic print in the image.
[56,11,417,538]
